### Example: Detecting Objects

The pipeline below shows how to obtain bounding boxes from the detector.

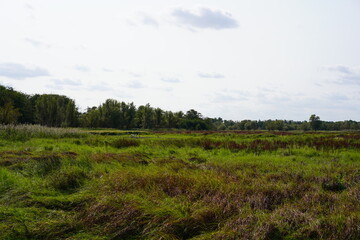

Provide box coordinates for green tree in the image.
[299,121,310,131]
[154,108,164,128]
[164,111,177,128]
[242,120,257,130]
[99,99,122,128]
[136,104,154,129]
[120,102,136,129]
[185,109,201,120]
[80,107,101,128]
[0,85,34,123]
[35,94,78,127]
[0,102,21,124]
[64,100,78,127]
[309,114,321,131]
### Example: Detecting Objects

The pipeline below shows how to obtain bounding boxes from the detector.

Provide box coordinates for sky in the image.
[0,0,359,121]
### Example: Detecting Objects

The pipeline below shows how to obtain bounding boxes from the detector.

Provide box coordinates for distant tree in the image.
[35,94,78,127]
[35,95,59,126]
[274,120,284,131]
[299,121,310,131]
[175,111,184,120]
[154,108,164,128]
[121,102,136,129]
[265,120,275,131]
[243,120,257,130]
[99,99,122,128]
[309,114,321,131]
[0,85,34,123]
[0,102,21,124]
[5,84,360,131]
[63,100,78,127]
[239,120,248,130]
[217,122,226,130]
[179,118,210,130]
[164,111,177,128]
[174,111,184,128]
[136,104,154,129]
[185,109,202,120]
[80,107,101,128]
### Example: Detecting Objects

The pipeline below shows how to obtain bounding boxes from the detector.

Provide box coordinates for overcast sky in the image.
[0,0,359,121]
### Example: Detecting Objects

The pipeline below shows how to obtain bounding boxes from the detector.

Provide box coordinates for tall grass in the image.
[0,124,87,141]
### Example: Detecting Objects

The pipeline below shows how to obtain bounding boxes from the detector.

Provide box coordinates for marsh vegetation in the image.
[0,126,359,239]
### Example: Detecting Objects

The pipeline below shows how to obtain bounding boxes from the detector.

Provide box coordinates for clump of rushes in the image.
[321,175,347,192]
[110,137,140,148]
[47,167,89,193]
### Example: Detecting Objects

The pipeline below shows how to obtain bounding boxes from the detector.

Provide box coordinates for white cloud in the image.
[326,65,360,85]
[25,3,34,10]
[24,38,51,48]
[126,7,238,31]
[213,89,249,102]
[103,68,113,72]
[198,73,225,79]
[327,65,352,74]
[171,7,238,30]
[0,63,50,79]
[155,86,173,92]
[327,93,349,102]
[142,15,159,27]
[129,72,142,78]
[161,77,180,83]
[46,79,82,90]
[52,79,82,86]
[126,12,159,28]
[126,80,145,89]
[74,65,90,72]
[87,83,112,92]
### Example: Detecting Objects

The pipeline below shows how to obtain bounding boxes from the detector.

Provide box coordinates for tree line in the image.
[1,84,359,131]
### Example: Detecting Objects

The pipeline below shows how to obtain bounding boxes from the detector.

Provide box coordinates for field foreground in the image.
[0,127,360,239]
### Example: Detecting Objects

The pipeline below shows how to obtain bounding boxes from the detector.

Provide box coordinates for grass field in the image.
[0,125,360,239]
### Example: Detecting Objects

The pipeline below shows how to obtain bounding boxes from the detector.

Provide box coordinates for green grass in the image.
[0,127,359,239]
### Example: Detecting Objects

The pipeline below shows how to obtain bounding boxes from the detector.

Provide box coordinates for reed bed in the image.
[0,124,87,141]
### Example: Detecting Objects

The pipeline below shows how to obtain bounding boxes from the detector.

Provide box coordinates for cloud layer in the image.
[0,63,49,79]
[171,7,238,30]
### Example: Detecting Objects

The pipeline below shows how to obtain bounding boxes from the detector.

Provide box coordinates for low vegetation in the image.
[0,126,359,239]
